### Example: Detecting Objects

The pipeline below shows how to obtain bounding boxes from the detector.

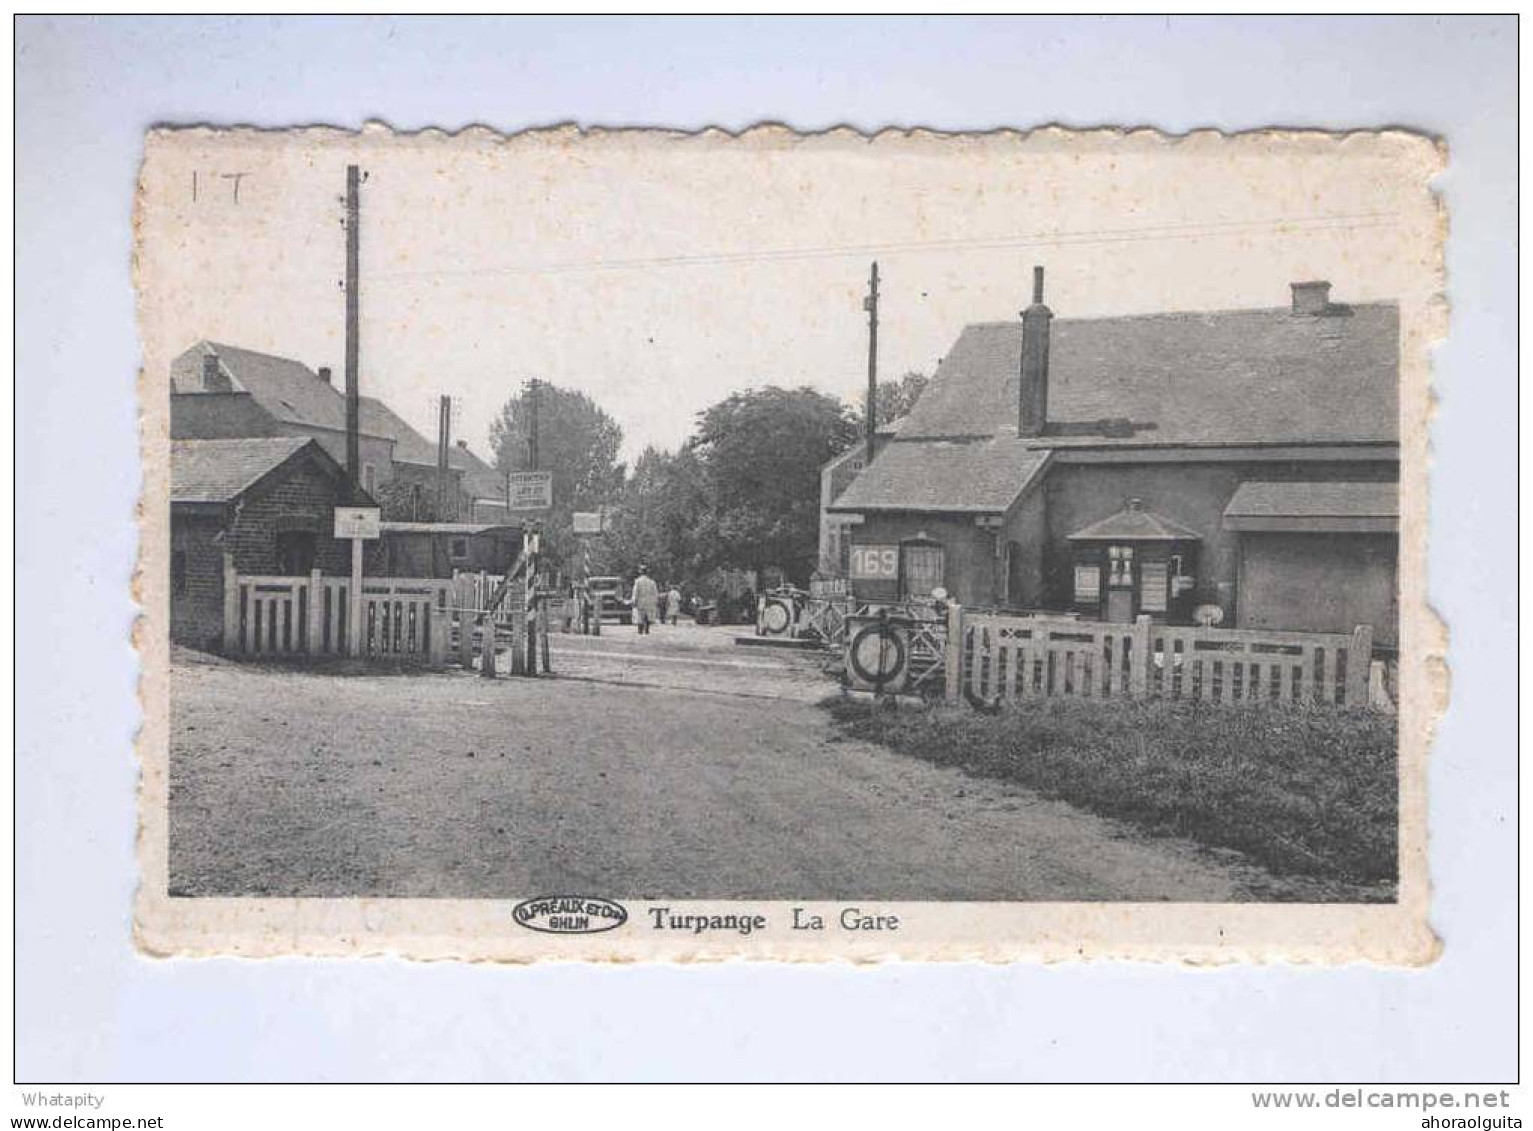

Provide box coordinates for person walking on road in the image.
[630,565,660,635]
[667,585,683,625]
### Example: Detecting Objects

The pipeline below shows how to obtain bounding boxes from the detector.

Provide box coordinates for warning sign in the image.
[508,472,553,510]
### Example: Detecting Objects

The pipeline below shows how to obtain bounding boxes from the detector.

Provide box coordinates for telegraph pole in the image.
[344,164,362,486]
[527,377,541,472]
[864,261,880,463]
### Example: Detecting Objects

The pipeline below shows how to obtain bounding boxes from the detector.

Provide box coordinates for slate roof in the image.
[356,396,444,466]
[1067,502,1203,542]
[1224,481,1398,520]
[829,438,1050,513]
[172,342,395,439]
[173,343,505,495]
[170,437,316,504]
[898,303,1399,447]
[359,399,506,501]
[449,442,508,500]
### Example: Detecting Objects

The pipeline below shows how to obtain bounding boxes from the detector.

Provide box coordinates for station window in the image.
[900,542,945,600]
[1073,563,1100,603]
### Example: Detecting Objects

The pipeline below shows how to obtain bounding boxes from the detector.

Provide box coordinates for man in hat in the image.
[630,565,660,635]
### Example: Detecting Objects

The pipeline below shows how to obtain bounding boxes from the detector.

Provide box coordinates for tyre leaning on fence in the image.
[846,619,908,693]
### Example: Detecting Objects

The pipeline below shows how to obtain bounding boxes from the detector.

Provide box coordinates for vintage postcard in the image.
[134,125,1444,962]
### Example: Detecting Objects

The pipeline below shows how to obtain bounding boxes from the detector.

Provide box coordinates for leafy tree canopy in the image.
[852,369,929,431]
[597,445,713,588]
[690,385,859,583]
[489,381,625,569]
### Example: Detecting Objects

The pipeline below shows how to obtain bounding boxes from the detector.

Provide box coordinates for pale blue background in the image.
[15,15,1517,1082]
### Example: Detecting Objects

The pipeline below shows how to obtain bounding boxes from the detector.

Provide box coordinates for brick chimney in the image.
[1019,265,1052,437]
[317,366,332,387]
[1291,280,1332,316]
[201,352,232,393]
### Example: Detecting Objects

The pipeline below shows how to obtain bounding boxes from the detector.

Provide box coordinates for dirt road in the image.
[168,625,1247,900]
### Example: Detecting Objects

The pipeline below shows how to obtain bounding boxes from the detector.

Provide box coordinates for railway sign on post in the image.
[333,506,381,658]
[333,506,381,540]
[572,510,608,535]
[507,471,554,511]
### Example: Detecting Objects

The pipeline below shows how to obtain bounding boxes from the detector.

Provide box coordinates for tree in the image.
[373,476,444,523]
[853,369,929,431]
[691,386,859,584]
[489,381,625,571]
[597,445,713,587]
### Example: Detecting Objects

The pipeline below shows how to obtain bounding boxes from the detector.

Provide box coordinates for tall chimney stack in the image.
[317,365,332,387]
[1290,280,1332,316]
[1019,265,1052,437]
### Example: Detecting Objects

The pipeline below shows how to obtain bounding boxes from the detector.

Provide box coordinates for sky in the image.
[137,127,1440,464]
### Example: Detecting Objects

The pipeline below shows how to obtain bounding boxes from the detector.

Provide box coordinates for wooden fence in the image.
[948,608,1373,707]
[223,564,451,665]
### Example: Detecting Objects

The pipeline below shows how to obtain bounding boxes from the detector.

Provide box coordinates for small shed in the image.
[170,437,372,649]
[1224,481,1399,647]
[1066,499,1202,623]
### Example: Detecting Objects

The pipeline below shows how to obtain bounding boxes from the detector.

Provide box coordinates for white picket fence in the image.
[223,565,452,666]
[948,608,1373,707]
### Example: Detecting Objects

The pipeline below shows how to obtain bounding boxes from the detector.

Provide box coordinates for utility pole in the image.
[863,261,880,464]
[527,377,541,472]
[344,164,362,487]
[436,394,452,520]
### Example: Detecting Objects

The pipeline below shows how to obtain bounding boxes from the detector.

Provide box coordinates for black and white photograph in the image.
[16,13,1517,1097]
[130,124,1440,964]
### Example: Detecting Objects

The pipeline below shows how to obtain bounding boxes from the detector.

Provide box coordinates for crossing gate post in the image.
[944,602,963,703]
[479,611,497,677]
[306,568,323,654]
[509,590,527,675]
[458,602,474,669]
[347,538,364,657]
[1347,624,1374,706]
[221,551,240,653]
[429,583,450,667]
[1130,614,1152,698]
[525,594,538,676]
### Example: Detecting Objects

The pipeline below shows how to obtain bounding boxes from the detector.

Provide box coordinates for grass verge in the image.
[823,695,1397,890]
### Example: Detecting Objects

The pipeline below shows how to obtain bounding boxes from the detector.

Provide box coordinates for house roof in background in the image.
[356,398,503,495]
[828,438,1050,513]
[356,396,445,466]
[170,436,317,505]
[821,416,908,476]
[172,342,394,440]
[898,303,1399,447]
[172,342,506,495]
[448,442,507,500]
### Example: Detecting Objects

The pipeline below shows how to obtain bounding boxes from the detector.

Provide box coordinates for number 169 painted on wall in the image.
[849,545,899,580]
